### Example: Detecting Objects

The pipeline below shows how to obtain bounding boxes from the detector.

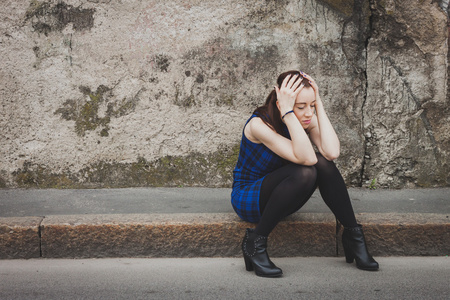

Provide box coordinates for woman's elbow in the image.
[323,150,340,161]
[297,156,318,166]
[305,158,318,166]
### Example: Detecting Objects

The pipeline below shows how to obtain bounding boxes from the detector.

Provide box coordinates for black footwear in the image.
[342,224,379,271]
[242,228,283,277]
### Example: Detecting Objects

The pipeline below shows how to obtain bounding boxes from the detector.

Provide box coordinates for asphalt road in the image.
[0,257,449,300]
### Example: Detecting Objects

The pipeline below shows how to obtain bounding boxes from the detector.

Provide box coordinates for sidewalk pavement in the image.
[0,187,449,259]
[1,257,449,300]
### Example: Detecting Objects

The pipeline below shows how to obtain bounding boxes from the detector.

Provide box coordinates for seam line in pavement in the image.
[38,217,44,258]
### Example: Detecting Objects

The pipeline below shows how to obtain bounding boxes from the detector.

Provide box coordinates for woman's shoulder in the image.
[247,115,266,128]
[245,113,267,131]
[246,115,282,145]
[244,116,264,144]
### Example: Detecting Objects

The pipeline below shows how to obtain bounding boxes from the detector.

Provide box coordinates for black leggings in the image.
[255,153,358,237]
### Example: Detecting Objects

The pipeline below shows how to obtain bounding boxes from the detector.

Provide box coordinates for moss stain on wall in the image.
[0,175,7,188]
[13,162,76,188]
[12,143,240,188]
[318,0,355,17]
[55,85,142,137]
[26,0,95,35]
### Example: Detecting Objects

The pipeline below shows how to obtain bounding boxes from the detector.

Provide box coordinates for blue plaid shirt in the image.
[231,114,288,223]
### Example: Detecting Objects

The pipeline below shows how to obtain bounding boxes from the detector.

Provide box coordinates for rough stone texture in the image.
[338,213,450,256]
[0,0,448,188]
[40,213,336,258]
[38,212,449,259]
[40,213,245,258]
[0,217,42,259]
[363,0,450,188]
[269,213,336,257]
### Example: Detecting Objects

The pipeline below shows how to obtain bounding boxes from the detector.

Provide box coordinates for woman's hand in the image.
[300,72,322,105]
[274,74,305,115]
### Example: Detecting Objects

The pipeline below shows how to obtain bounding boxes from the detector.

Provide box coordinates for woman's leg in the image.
[315,153,378,270]
[256,164,317,237]
[314,153,358,228]
[243,164,316,277]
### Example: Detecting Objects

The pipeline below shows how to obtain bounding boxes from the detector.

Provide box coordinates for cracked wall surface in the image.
[363,0,449,187]
[0,0,448,188]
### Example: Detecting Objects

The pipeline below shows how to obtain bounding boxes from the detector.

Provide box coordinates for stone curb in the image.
[0,213,448,259]
[0,217,43,259]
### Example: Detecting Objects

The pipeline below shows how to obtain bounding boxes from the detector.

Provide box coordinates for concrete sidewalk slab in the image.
[0,187,449,217]
[2,257,449,300]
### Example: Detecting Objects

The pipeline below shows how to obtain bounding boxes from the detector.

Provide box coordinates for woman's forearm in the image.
[315,100,340,159]
[284,113,318,165]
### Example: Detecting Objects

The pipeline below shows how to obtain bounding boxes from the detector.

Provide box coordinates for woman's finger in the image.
[300,72,320,94]
[281,74,293,88]
[286,74,300,89]
[291,77,304,90]
[300,72,315,84]
[300,71,309,78]
[274,86,281,100]
[294,81,305,93]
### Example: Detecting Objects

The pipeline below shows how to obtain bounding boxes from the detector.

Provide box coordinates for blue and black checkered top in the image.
[231,113,289,223]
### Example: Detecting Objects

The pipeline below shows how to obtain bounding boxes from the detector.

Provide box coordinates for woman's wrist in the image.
[315,100,326,114]
[282,110,294,119]
[315,95,323,107]
[279,105,294,115]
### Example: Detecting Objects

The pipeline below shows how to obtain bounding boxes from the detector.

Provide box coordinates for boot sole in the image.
[255,271,283,278]
[356,265,379,271]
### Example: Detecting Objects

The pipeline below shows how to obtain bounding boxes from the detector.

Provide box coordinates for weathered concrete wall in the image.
[364,0,450,188]
[0,0,448,189]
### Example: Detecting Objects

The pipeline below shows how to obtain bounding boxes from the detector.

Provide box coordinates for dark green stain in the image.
[216,94,234,106]
[55,85,142,137]
[11,144,240,188]
[13,162,75,188]
[26,1,95,35]
[317,0,355,17]
[153,54,171,72]
[0,175,6,188]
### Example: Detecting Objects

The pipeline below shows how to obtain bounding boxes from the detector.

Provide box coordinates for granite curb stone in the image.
[38,213,338,258]
[0,217,43,259]
[349,213,450,256]
[1,212,448,259]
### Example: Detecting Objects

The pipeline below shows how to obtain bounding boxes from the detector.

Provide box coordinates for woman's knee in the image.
[287,164,317,186]
[315,153,336,171]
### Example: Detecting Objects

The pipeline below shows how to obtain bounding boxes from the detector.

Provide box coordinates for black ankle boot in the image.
[342,224,379,271]
[242,228,282,277]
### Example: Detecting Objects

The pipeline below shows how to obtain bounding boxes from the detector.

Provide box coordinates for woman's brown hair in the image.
[253,70,311,136]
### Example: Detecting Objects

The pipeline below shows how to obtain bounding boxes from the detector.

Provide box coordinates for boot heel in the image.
[342,224,379,271]
[343,243,354,263]
[244,255,254,271]
[241,228,282,277]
